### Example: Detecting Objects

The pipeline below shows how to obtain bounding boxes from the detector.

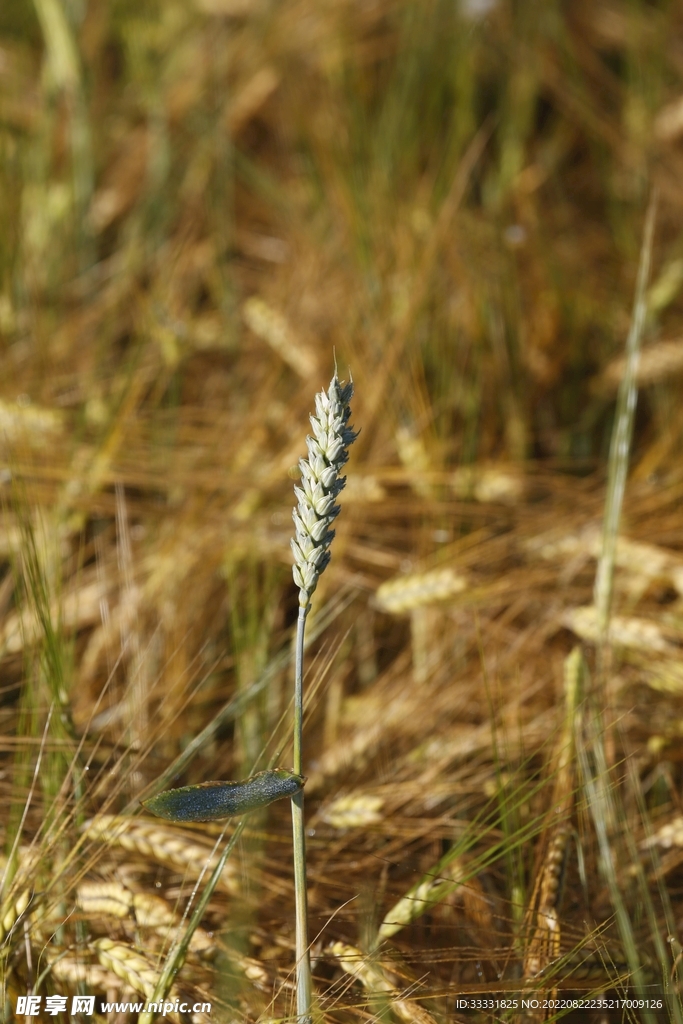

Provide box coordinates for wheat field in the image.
[1,0,683,1021]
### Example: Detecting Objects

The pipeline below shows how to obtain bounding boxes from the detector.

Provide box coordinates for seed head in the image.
[291,374,358,609]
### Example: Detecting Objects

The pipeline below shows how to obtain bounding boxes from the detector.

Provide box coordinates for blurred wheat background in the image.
[1,0,683,1021]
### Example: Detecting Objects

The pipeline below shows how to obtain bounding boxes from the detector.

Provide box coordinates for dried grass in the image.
[2,0,683,1019]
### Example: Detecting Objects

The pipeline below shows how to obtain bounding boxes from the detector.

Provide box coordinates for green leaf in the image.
[142,769,305,822]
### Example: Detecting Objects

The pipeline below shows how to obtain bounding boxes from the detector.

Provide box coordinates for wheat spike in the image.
[243,297,318,378]
[522,649,582,991]
[131,891,178,928]
[94,938,163,1000]
[77,881,133,918]
[74,881,214,957]
[523,825,570,982]
[291,373,358,610]
[601,337,683,389]
[48,956,127,992]
[0,888,32,942]
[528,526,683,596]
[562,606,674,654]
[132,893,215,956]
[642,816,683,850]
[82,816,238,892]
[450,464,523,503]
[320,792,384,829]
[378,857,471,940]
[0,399,63,442]
[395,425,435,499]
[375,567,466,614]
[330,942,439,1024]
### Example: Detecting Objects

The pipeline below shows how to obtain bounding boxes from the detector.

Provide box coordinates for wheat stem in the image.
[292,606,311,1022]
[290,372,357,1023]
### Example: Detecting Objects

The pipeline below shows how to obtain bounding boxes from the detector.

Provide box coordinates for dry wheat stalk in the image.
[82,816,238,892]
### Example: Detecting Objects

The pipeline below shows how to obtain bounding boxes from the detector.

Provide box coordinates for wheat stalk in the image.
[330,942,439,1024]
[290,372,357,1023]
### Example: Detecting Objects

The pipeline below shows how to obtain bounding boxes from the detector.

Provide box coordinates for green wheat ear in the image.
[291,374,359,609]
[290,371,358,1024]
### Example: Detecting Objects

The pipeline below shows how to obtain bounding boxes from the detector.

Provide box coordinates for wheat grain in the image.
[77,880,133,918]
[82,816,238,892]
